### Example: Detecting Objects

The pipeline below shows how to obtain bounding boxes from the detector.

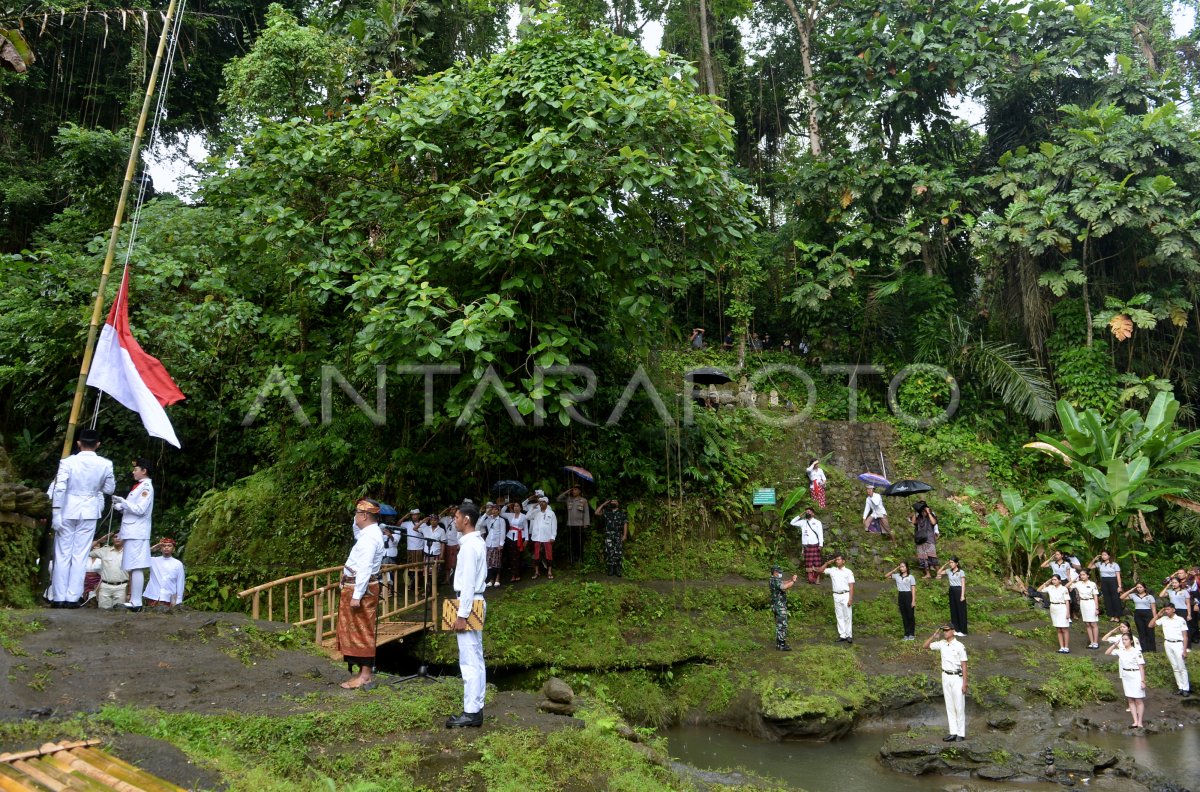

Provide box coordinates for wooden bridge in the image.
[238,560,442,656]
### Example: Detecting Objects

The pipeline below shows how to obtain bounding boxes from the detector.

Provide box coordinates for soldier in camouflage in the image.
[770,564,798,651]
[596,498,629,577]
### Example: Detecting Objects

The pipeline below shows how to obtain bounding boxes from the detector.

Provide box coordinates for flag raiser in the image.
[86,268,185,447]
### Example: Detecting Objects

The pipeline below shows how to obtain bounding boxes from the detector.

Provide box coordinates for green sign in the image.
[752,488,776,506]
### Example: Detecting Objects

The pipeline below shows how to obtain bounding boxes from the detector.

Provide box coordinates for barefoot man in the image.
[337,499,385,689]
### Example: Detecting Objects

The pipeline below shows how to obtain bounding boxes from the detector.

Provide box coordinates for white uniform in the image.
[115,478,154,570]
[144,555,185,605]
[453,530,488,714]
[421,523,446,557]
[343,522,385,600]
[1158,614,1191,693]
[930,639,969,737]
[1074,580,1099,622]
[47,450,116,603]
[482,515,506,550]
[790,515,823,546]
[530,507,558,543]
[1046,584,1070,628]
[1115,645,1146,698]
[825,566,855,639]
[862,493,887,521]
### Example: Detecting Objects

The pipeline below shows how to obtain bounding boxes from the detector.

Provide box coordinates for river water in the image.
[666,723,1200,790]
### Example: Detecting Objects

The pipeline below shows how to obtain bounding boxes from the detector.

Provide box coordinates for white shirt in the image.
[343,522,385,600]
[1159,614,1189,642]
[929,639,968,672]
[807,466,827,485]
[825,566,855,593]
[145,555,185,604]
[420,523,446,556]
[444,523,461,547]
[504,512,527,541]
[481,515,506,549]
[863,493,887,520]
[402,519,423,551]
[115,478,154,541]
[1072,581,1099,600]
[1115,645,1145,671]
[530,507,558,542]
[790,515,823,545]
[48,450,116,520]
[453,531,487,619]
[1045,584,1069,605]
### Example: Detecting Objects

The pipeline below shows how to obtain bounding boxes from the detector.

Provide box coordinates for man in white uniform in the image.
[1150,603,1191,696]
[862,484,890,536]
[530,497,558,580]
[447,502,487,728]
[114,458,154,610]
[143,538,185,608]
[46,428,116,607]
[817,553,856,643]
[88,535,128,609]
[924,625,969,741]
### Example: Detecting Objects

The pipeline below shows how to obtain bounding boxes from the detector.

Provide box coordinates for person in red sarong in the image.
[337,499,385,690]
[807,459,827,508]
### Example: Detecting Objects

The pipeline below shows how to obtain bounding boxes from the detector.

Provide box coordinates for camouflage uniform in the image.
[602,508,628,576]
[770,572,789,648]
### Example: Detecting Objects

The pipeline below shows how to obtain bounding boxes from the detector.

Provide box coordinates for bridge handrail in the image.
[237,565,344,598]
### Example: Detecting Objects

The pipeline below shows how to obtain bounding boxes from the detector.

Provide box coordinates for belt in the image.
[1122,668,1141,672]
[1079,597,1093,601]
[833,591,849,594]
[101,578,126,585]
[342,574,380,583]
[1166,639,1183,643]
[943,670,963,676]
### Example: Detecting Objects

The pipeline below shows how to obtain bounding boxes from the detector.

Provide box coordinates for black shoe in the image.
[836,637,847,642]
[942,735,957,742]
[1184,690,1192,697]
[777,644,792,651]
[955,736,966,742]
[845,638,853,644]
[122,603,142,612]
[446,711,483,728]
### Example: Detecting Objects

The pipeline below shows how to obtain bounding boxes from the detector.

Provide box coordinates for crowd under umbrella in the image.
[857,472,892,489]
[883,479,934,497]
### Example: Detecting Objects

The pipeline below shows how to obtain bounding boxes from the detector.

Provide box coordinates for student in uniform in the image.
[446,502,487,728]
[923,625,968,742]
[113,458,154,611]
[1038,574,1072,653]
[936,557,968,636]
[1070,569,1101,649]
[817,553,855,644]
[1106,633,1146,728]
[46,428,116,607]
[883,561,917,640]
[442,507,461,584]
[1121,582,1158,652]
[481,503,506,588]
[1102,620,1140,650]
[1090,551,1123,621]
[1149,602,1191,696]
[1042,550,1078,620]
[503,501,527,582]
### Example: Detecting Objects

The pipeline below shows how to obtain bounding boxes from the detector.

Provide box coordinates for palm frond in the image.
[966,339,1057,422]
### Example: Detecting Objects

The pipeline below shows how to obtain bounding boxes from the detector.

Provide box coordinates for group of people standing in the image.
[44,428,182,612]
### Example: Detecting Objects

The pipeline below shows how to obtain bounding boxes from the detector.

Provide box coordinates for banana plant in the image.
[0,24,34,72]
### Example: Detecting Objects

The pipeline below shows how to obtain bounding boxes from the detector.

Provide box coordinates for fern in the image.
[967,339,1057,422]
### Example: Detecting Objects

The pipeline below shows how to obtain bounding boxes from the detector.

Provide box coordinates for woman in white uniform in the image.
[1038,574,1072,653]
[1071,569,1101,649]
[1106,633,1146,728]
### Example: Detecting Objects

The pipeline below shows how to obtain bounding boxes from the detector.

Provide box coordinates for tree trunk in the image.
[698,0,717,97]
[783,0,822,156]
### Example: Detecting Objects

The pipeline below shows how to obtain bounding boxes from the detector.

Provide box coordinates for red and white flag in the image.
[86,269,185,447]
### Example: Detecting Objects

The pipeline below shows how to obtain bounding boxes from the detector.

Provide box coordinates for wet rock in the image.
[615,724,640,742]
[542,677,574,704]
[537,700,578,716]
[976,765,1016,780]
[986,716,1016,731]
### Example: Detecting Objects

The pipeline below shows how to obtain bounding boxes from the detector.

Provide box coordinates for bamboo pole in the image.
[61,0,180,458]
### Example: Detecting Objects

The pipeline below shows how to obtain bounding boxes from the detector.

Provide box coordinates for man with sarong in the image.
[338,499,385,690]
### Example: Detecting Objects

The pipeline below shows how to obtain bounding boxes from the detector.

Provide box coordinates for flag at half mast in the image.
[86,268,185,447]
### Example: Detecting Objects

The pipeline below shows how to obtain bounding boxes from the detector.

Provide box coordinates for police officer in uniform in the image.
[770,565,798,650]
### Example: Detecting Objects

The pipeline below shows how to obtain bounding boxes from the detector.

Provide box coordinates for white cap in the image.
[410,508,421,515]
[535,489,545,497]
[538,496,549,503]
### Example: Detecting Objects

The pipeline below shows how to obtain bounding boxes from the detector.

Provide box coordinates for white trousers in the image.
[1165,641,1190,692]
[51,518,97,602]
[97,582,126,609]
[942,673,967,737]
[833,592,853,639]
[456,600,487,714]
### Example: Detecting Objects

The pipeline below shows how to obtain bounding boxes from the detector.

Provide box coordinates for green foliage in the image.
[1036,656,1116,708]
[753,645,868,720]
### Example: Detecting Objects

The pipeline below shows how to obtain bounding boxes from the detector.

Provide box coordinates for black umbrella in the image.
[883,480,933,497]
[491,480,528,498]
[686,367,734,385]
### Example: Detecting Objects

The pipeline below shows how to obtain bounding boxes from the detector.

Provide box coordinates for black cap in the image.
[133,458,154,476]
[78,428,101,444]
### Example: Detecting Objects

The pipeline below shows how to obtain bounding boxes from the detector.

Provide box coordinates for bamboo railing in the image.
[238,559,440,645]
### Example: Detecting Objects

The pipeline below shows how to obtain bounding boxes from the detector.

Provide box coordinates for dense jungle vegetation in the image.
[4,0,1200,604]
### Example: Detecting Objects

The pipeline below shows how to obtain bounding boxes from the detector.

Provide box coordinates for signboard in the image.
[752,488,776,506]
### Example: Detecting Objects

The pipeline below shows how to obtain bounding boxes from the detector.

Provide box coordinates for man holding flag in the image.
[46,428,115,607]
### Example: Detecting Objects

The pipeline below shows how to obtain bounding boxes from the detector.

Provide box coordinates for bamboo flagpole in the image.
[60,0,180,459]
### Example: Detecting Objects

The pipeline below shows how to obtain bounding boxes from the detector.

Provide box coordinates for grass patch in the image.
[0,611,42,656]
[970,675,1016,708]
[214,622,315,666]
[1037,657,1116,708]
[753,645,868,721]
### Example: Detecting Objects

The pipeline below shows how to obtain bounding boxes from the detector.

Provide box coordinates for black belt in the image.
[342,574,381,583]
[1079,597,1094,601]
[943,670,963,676]
[101,579,125,585]
[833,590,849,594]
[1122,668,1141,672]
[1166,639,1183,643]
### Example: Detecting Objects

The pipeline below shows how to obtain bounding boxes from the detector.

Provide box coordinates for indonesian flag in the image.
[86,268,185,447]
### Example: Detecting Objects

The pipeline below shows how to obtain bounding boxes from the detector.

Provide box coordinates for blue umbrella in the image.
[858,473,891,488]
